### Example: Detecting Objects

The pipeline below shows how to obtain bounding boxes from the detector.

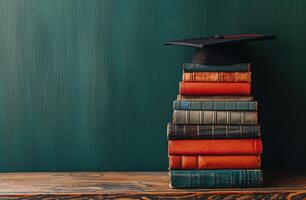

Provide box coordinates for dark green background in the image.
[0,0,305,171]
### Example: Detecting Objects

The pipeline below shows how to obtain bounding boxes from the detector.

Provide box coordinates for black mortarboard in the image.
[164,34,276,65]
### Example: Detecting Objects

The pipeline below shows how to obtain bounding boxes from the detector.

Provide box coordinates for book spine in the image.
[183,72,251,82]
[179,82,251,95]
[167,123,261,139]
[173,110,258,124]
[170,170,262,188]
[176,95,254,101]
[169,155,261,170]
[168,139,262,155]
[183,63,251,72]
[173,101,257,111]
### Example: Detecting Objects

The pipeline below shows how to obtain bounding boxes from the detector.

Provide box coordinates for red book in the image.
[168,139,262,155]
[179,82,251,95]
[169,155,261,170]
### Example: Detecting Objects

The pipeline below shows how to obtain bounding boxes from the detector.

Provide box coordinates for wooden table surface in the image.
[0,171,305,199]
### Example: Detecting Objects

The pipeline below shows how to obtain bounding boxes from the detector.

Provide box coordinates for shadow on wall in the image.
[250,39,306,170]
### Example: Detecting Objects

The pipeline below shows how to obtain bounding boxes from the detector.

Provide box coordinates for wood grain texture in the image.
[0,172,305,199]
[0,0,305,172]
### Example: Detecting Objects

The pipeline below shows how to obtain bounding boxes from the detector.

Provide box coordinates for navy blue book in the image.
[183,63,250,72]
[170,170,262,188]
[173,100,257,111]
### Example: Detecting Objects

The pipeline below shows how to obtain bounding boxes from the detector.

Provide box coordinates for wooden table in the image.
[0,171,305,199]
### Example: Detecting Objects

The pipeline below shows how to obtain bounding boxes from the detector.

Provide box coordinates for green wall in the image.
[0,0,305,171]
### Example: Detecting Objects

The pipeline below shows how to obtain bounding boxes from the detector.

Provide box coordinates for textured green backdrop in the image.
[0,0,305,171]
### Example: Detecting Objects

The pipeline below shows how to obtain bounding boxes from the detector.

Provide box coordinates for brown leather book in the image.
[168,139,262,155]
[183,72,251,82]
[169,155,261,169]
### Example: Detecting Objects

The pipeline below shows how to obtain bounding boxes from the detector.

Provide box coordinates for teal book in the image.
[173,100,257,111]
[170,170,262,188]
[183,63,250,72]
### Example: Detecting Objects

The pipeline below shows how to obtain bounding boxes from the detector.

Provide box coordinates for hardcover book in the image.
[183,72,251,82]
[168,139,262,155]
[169,155,261,169]
[179,82,251,95]
[173,110,258,124]
[170,170,262,188]
[183,63,251,72]
[167,123,261,139]
[177,95,253,101]
[173,100,257,110]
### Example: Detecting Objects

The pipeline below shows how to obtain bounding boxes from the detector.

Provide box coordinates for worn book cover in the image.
[170,170,262,188]
[177,95,253,101]
[173,100,257,110]
[173,110,258,124]
[183,63,251,72]
[183,72,251,82]
[168,139,262,155]
[179,82,251,95]
[169,155,261,169]
[167,123,261,139]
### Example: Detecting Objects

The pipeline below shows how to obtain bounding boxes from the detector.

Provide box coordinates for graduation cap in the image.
[164,34,276,65]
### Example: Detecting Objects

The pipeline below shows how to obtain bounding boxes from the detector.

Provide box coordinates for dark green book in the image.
[170,170,262,188]
[183,63,250,72]
[167,123,260,139]
[173,100,257,110]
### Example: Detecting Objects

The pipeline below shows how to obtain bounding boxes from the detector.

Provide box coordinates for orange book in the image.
[168,139,262,155]
[183,72,251,82]
[169,155,261,169]
[179,82,251,95]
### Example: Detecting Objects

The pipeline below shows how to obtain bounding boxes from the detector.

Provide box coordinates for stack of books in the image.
[165,34,275,188]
